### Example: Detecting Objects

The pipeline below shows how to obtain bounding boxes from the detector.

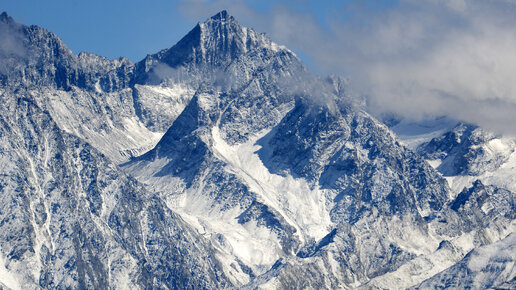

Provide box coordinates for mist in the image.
[178,0,516,135]
[0,14,26,74]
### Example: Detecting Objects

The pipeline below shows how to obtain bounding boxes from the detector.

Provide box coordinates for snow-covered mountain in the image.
[0,93,233,289]
[389,116,516,194]
[417,232,516,289]
[1,10,515,289]
[0,11,195,164]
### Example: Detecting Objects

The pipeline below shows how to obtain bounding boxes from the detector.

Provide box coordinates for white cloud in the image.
[178,0,516,135]
[0,17,26,74]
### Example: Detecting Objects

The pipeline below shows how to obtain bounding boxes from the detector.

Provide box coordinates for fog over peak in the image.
[180,0,516,135]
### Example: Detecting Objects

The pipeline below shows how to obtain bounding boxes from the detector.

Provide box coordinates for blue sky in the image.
[1,0,397,62]
[3,0,516,134]
[2,0,198,61]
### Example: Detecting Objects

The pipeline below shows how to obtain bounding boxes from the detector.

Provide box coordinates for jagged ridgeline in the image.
[0,10,514,289]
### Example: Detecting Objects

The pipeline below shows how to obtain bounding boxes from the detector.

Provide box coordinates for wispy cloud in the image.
[178,0,516,135]
[0,16,26,74]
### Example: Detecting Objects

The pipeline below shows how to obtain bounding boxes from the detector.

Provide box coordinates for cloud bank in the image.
[179,0,516,135]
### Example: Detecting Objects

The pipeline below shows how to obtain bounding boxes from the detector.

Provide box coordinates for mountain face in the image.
[134,10,289,85]
[414,122,516,194]
[0,11,201,164]
[416,233,516,289]
[0,12,132,92]
[1,10,515,289]
[0,94,232,289]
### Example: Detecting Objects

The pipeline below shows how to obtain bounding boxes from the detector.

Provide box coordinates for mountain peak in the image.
[209,10,232,22]
[201,9,239,33]
[0,11,15,24]
[134,9,293,84]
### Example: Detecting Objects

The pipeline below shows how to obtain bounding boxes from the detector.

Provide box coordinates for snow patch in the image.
[390,117,458,149]
[210,126,334,242]
[0,253,22,290]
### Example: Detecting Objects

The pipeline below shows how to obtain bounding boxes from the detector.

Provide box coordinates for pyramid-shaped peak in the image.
[204,10,238,27]
[209,10,233,21]
[133,9,294,84]
[0,11,15,24]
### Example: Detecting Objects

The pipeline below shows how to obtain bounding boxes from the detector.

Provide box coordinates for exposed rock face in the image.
[0,11,194,164]
[0,12,133,92]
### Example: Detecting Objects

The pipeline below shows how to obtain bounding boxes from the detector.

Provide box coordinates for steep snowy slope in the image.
[416,123,516,194]
[241,102,515,289]
[417,233,516,289]
[0,90,236,288]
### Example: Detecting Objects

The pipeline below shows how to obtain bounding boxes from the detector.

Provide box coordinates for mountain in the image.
[415,122,516,194]
[0,12,132,92]
[0,12,236,289]
[0,11,191,164]
[123,10,515,289]
[1,10,515,289]
[388,116,516,193]
[133,11,290,84]
[0,94,233,289]
[416,233,516,289]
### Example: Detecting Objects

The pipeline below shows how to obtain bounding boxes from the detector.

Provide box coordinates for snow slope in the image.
[417,233,516,289]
